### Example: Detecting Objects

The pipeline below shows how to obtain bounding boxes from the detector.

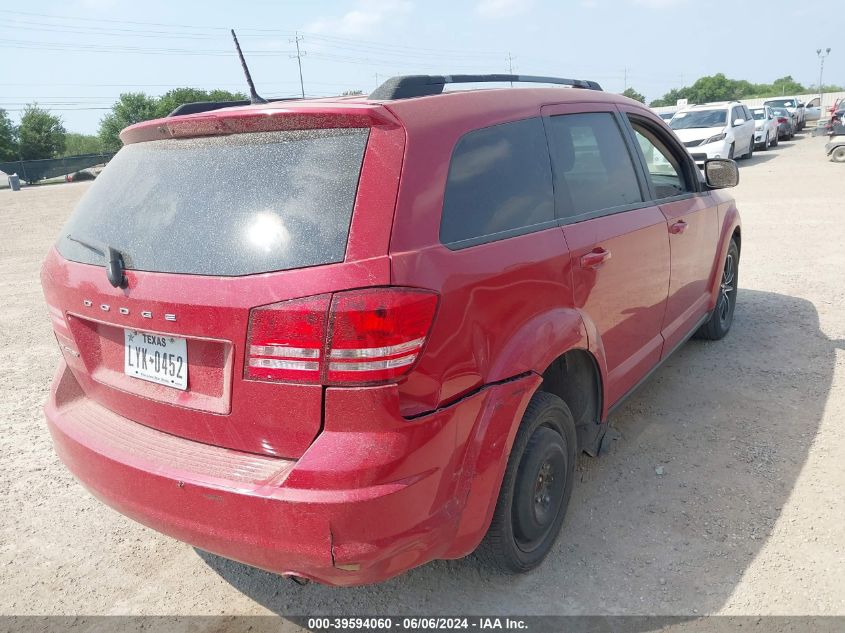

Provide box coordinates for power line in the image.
[0,8,233,32]
[0,11,506,59]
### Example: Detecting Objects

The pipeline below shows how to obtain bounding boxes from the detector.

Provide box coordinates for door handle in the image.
[580,247,612,269]
[669,220,688,234]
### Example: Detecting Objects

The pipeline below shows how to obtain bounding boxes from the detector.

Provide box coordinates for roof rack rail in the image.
[167,97,302,117]
[369,74,603,100]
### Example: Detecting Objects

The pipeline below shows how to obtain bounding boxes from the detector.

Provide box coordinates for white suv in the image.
[763,97,806,131]
[669,102,756,166]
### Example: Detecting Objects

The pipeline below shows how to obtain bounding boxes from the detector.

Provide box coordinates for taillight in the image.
[327,289,438,383]
[246,294,331,383]
[778,117,788,124]
[245,288,438,385]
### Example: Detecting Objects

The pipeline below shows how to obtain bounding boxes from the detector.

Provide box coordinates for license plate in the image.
[124,329,188,390]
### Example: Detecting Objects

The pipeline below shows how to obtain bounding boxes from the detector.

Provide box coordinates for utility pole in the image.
[290,32,306,98]
[374,72,380,88]
[817,47,831,108]
[507,52,514,87]
[623,67,628,91]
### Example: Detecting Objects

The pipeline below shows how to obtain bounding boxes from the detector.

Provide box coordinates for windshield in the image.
[751,109,766,120]
[56,128,369,276]
[771,109,789,117]
[670,110,727,130]
[766,99,796,108]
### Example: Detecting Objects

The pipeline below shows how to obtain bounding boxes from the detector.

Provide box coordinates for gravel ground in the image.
[1,132,843,623]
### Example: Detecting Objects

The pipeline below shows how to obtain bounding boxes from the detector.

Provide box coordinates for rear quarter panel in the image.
[386,93,597,416]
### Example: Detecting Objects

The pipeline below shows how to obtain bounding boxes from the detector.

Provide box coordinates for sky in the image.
[0,0,840,135]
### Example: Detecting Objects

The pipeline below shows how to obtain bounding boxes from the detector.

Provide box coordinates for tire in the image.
[696,239,739,340]
[772,133,779,147]
[727,143,735,159]
[476,391,577,573]
[831,147,845,163]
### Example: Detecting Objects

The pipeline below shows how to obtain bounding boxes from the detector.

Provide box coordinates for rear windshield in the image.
[765,99,796,108]
[57,128,369,276]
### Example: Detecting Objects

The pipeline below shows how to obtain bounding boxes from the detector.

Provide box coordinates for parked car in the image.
[750,106,780,149]
[40,74,742,586]
[770,107,796,140]
[763,97,806,131]
[670,101,756,165]
[804,97,822,123]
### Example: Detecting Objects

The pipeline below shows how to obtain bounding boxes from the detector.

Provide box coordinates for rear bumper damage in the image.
[45,360,539,586]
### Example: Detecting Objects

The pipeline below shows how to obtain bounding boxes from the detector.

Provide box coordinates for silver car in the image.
[750,106,780,149]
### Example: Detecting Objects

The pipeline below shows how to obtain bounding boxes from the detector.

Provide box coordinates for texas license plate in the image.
[124,329,188,390]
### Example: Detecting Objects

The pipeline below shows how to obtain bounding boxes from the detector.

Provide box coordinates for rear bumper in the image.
[45,361,539,586]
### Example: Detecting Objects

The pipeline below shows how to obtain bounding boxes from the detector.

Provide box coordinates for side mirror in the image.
[704,159,739,189]
[733,118,745,126]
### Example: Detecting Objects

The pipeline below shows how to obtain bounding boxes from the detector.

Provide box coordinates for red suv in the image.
[41,74,741,586]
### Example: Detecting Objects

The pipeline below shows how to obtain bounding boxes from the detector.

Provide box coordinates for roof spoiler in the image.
[167,97,303,117]
[369,74,603,100]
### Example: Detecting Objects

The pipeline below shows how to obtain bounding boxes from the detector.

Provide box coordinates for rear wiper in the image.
[66,234,128,289]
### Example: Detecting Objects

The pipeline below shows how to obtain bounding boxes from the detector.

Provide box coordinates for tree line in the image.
[0,88,245,163]
[623,74,844,107]
[4,76,842,164]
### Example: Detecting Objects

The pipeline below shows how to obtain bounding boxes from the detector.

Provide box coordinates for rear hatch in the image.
[42,104,404,458]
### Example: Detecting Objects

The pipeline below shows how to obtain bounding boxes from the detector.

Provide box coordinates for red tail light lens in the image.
[327,289,438,383]
[245,288,438,385]
[245,294,331,383]
[778,117,788,123]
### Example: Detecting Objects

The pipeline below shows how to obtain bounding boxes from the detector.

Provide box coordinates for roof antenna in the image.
[231,29,267,104]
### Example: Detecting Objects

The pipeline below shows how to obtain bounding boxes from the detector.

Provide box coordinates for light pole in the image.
[817,48,831,108]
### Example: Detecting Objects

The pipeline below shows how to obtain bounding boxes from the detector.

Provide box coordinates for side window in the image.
[743,106,753,120]
[546,112,643,219]
[731,107,743,125]
[630,121,691,199]
[440,118,554,246]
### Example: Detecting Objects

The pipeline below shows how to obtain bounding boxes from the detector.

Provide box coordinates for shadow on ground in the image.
[198,289,839,616]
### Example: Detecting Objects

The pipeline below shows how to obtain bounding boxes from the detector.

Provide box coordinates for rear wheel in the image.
[696,239,739,340]
[830,147,845,163]
[772,133,779,147]
[477,391,577,573]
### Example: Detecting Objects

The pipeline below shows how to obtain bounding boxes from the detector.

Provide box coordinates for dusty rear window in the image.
[57,128,369,276]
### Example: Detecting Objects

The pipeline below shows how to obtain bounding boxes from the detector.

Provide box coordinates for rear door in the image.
[620,109,719,355]
[42,117,403,459]
[542,103,670,407]
[731,106,749,153]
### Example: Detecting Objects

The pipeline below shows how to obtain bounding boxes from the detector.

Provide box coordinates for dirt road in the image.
[1,132,843,620]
